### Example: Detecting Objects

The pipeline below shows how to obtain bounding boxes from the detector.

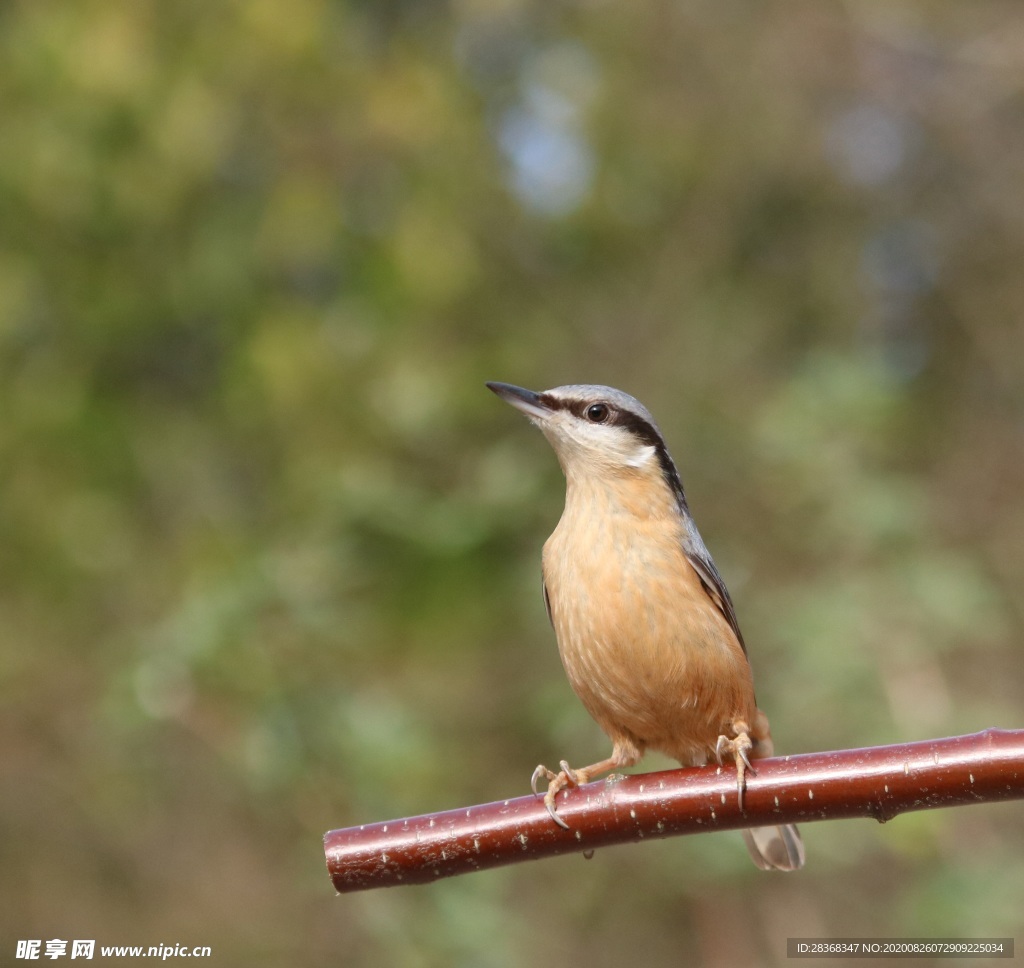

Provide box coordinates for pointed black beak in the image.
[486,382,552,420]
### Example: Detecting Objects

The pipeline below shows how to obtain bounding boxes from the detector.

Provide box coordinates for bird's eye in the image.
[586,403,610,423]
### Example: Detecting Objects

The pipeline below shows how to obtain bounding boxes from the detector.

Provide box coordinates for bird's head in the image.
[486,382,680,489]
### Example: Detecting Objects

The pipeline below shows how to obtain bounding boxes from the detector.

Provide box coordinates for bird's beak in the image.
[486,382,552,421]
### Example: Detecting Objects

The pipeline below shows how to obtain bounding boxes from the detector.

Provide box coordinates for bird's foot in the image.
[715,731,755,810]
[530,760,586,830]
[531,745,640,829]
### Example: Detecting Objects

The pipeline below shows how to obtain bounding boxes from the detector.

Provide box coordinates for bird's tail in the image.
[742,824,805,871]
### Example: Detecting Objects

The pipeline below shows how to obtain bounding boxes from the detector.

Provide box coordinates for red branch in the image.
[324,729,1024,893]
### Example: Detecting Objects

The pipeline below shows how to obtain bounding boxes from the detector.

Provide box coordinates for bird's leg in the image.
[715,720,755,811]
[531,738,642,830]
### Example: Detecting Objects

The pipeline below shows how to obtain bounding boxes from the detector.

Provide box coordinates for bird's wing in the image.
[681,528,748,657]
[542,577,553,627]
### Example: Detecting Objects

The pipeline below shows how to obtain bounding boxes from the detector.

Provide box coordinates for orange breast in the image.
[542,471,757,766]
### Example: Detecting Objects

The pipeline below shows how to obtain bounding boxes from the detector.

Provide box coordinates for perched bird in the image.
[487,381,804,871]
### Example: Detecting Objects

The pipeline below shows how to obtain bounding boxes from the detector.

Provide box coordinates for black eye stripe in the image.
[540,395,612,423]
[570,399,601,421]
[547,397,663,447]
[612,410,663,449]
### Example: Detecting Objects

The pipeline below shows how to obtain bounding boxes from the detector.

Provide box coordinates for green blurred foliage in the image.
[2,1,1023,965]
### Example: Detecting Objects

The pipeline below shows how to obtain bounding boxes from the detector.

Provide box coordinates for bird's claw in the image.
[530,762,577,830]
[544,796,570,829]
[559,759,581,786]
[531,764,556,797]
[715,731,755,811]
[716,734,753,771]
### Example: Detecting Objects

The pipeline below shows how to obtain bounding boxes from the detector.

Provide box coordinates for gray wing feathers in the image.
[680,521,747,657]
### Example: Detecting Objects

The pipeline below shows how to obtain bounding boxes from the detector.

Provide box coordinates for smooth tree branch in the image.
[324,728,1024,893]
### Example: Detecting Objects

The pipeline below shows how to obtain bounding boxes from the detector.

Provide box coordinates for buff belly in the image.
[542,508,757,766]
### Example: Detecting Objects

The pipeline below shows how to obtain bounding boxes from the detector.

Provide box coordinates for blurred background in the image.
[2,1,1023,965]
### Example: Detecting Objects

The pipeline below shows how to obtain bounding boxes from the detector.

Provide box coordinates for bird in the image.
[487,381,804,871]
